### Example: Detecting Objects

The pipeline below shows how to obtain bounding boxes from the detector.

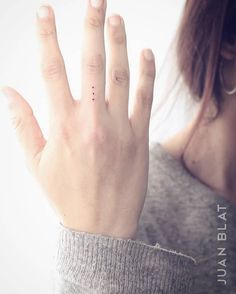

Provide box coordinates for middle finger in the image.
[80,0,107,113]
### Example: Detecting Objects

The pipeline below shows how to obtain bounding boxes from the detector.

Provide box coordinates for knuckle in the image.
[11,115,23,131]
[83,124,108,148]
[10,113,32,133]
[84,54,104,74]
[38,26,56,39]
[136,88,153,108]
[53,120,74,146]
[88,128,107,146]
[85,16,103,29]
[119,136,137,155]
[41,58,64,80]
[111,31,126,44]
[59,126,72,144]
[111,68,130,86]
[143,65,156,79]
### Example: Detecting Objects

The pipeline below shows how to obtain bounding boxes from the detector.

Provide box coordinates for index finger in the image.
[37,5,74,120]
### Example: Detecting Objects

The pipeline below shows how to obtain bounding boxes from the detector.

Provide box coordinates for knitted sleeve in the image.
[53,224,196,294]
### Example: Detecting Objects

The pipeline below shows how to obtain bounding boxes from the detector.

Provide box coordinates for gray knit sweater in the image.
[54,142,236,294]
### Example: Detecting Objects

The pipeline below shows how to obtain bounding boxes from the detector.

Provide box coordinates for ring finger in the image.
[106,15,130,124]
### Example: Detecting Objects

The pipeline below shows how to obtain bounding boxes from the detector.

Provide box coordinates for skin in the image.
[162,41,236,203]
[1,0,156,239]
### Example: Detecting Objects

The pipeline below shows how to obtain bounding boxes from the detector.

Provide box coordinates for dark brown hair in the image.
[176,0,236,159]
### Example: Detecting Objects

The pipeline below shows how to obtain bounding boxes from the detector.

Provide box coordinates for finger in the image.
[1,87,46,170]
[36,5,74,119]
[130,49,156,140]
[80,0,107,113]
[106,15,130,123]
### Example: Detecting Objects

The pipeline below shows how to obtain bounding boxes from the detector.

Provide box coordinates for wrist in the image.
[60,220,138,240]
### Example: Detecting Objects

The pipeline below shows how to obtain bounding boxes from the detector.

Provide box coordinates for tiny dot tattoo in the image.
[92,86,95,102]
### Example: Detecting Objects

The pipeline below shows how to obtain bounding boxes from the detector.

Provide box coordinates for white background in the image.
[0,0,185,293]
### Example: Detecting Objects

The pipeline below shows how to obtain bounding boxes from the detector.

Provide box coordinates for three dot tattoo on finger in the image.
[92,86,95,102]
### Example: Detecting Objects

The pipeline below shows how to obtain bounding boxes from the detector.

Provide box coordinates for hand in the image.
[1,0,156,240]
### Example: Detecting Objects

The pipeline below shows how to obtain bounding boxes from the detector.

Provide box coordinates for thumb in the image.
[1,86,46,170]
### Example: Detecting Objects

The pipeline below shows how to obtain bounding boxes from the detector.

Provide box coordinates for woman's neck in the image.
[162,97,236,204]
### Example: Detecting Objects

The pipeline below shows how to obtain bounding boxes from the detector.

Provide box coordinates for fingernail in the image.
[37,5,50,18]
[90,0,103,9]
[109,15,121,27]
[144,49,154,61]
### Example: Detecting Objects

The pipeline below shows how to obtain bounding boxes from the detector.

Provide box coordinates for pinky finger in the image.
[130,49,156,140]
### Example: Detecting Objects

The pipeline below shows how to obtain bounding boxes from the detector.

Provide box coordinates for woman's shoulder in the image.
[148,141,236,209]
[149,141,201,191]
